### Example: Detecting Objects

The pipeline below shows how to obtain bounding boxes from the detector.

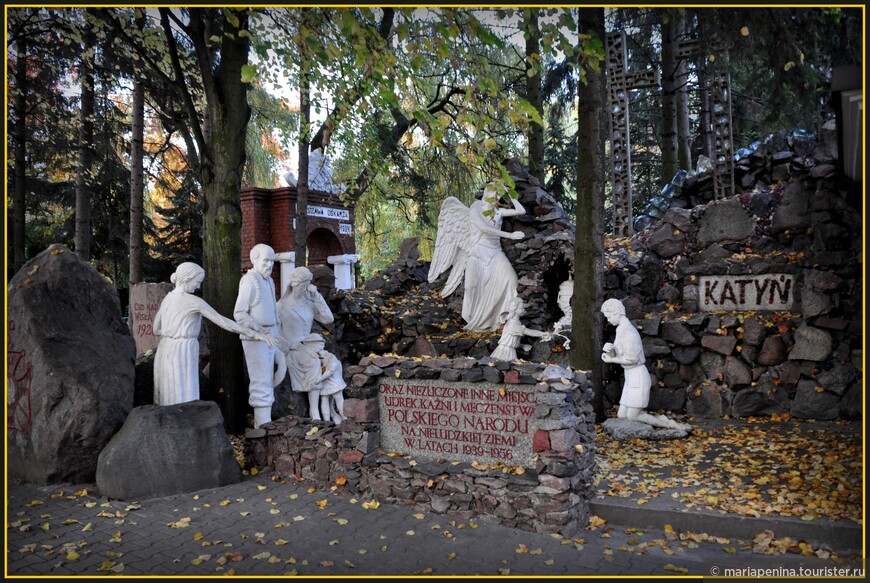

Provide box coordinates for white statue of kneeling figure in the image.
[600,298,691,432]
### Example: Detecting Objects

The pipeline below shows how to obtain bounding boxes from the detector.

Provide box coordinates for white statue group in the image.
[428,183,687,432]
[428,184,567,360]
[153,243,345,430]
[152,180,687,433]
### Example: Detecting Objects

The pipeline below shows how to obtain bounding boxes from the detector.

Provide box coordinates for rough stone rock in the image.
[642,337,671,357]
[660,321,695,346]
[731,386,789,417]
[771,182,810,232]
[601,418,689,440]
[723,356,752,387]
[697,198,756,245]
[816,362,857,396]
[686,383,731,418]
[647,223,684,257]
[788,325,832,361]
[790,380,840,420]
[661,207,693,232]
[838,382,862,419]
[758,336,788,365]
[700,334,737,356]
[672,346,700,365]
[7,244,135,484]
[96,401,242,500]
[741,317,767,345]
[801,288,832,318]
[648,387,686,411]
[397,236,422,260]
[699,352,724,380]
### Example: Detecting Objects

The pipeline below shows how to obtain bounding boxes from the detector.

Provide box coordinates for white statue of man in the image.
[428,184,526,332]
[600,298,690,431]
[234,244,286,429]
[153,262,276,407]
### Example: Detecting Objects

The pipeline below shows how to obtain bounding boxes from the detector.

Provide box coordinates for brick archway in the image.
[308,227,344,266]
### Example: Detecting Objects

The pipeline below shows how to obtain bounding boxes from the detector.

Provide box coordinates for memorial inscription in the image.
[699,274,794,311]
[378,378,537,466]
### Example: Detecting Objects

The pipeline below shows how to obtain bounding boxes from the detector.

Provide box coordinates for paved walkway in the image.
[6,470,864,578]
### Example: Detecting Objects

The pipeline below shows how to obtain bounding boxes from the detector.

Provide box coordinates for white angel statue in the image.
[427,185,526,331]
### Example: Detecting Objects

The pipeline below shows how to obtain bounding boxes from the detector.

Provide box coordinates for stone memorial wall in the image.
[247,357,596,536]
[379,378,537,466]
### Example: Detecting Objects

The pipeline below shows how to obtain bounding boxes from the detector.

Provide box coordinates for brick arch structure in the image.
[240,186,357,291]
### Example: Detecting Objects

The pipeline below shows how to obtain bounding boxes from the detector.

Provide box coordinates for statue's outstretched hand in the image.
[510,231,525,240]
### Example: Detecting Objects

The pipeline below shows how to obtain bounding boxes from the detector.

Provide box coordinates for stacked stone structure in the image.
[247,358,595,536]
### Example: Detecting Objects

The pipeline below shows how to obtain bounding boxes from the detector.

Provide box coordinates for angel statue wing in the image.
[428,197,474,297]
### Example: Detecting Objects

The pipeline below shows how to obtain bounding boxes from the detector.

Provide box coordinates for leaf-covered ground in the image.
[594,416,863,523]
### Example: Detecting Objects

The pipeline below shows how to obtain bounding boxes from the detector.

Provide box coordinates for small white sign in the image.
[339,223,352,235]
[307,205,349,221]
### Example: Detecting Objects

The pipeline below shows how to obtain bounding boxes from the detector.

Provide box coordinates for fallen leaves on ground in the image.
[595,419,862,523]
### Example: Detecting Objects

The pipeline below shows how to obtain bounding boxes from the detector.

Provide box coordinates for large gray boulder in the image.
[7,244,135,484]
[96,401,242,500]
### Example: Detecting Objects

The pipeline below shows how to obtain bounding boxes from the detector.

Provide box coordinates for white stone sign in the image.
[379,378,537,466]
[699,274,795,311]
[307,205,349,221]
[339,223,352,235]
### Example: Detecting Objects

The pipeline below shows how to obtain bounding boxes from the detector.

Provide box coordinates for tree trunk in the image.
[572,7,606,422]
[128,76,145,284]
[197,9,251,434]
[12,32,27,275]
[74,15,96,261]
[660,11,679,184]
[524,8,544,184]
[296,67,310,267]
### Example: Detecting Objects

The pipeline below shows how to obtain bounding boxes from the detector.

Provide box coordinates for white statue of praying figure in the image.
[428,184,526,332]
[600,298,690,431]
[153,262,276,406]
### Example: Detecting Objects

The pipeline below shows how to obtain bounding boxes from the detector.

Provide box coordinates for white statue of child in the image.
[490,297,551,361]
[301,333,346,424]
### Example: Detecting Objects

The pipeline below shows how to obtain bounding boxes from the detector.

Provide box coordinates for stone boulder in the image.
[7,244,135,484]
[96,401,242,500]
[601,417,689,440]
[697,198,756,245]
[790,380,840,420]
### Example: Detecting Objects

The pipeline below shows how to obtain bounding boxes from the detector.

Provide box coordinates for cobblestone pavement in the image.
[6,471,864,578]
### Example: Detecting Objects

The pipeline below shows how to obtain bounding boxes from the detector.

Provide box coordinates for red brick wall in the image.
[240,186,357,273]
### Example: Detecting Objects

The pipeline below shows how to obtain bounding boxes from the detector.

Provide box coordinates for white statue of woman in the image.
[490,298,551,361]
[153,262,276,406]
[428,185,526,331]
[600,298,690,431]
[277,267,335,421]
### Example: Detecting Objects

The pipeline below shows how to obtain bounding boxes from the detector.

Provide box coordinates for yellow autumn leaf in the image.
[257,485,267,491]
[664,564,689,574]
[270,509,280,515]
[336,518,348,525]
[315,499,329,509]
[193,532,204,540]
[253,551,271,560]
[306,426,319,436]
[250,467,258,475]
[307,487,316,494]
[329,539,340,545]
[219,499,230,506]
[362,500,380,509]
[740,26,749,36]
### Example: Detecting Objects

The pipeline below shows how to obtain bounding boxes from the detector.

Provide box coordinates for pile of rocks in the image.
[604,163,862,420]
[248,358,596,537]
